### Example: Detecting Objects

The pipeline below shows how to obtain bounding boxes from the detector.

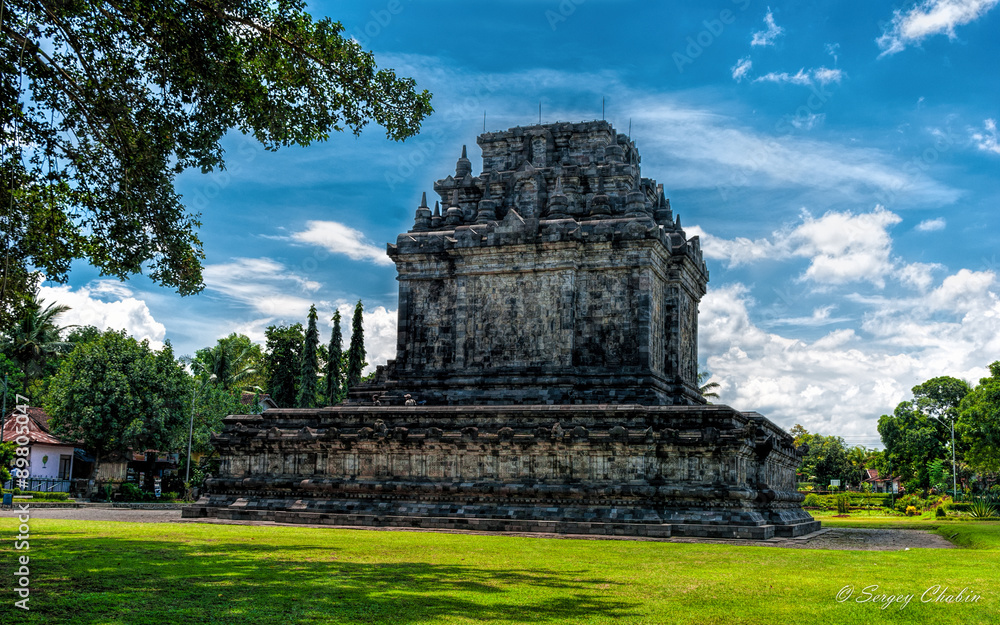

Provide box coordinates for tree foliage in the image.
[792,425,867,488]
[264,323,303,408]
[325,310,344,405]
[958,362,1000,474]
[1,0,433,324]
[44,329,188,475]
[296,305,319,408]
[346,300,365,390]
[0,293,73,387]
[190,333,264,391]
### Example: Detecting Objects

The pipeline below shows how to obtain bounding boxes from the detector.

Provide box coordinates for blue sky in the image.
[43,0,1000,446]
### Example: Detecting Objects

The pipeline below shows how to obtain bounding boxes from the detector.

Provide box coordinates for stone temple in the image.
[184,121,819,539]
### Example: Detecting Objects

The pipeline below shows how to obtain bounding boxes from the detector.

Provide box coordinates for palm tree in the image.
[1,294,73,385]
[698,370,721,401]
[189,334,263,391]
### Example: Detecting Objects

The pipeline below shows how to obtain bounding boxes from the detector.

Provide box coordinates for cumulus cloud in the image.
[731,56,752,82]
[38,282,166,348]
[877,0,999,55]
[291,220,394,266]
[754,67,843,86]
[693,206,904,288]
[916,217,947,231]
[699,272,999,438]
[971,119,1000,154]
[751,8,784,47]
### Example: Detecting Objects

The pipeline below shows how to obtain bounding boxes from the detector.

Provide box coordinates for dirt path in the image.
[0,507,955,550]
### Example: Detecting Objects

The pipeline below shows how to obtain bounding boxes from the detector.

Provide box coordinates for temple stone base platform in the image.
[183,404,819,540]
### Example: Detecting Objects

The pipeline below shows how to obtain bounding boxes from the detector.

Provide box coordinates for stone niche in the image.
[184,121,819,540]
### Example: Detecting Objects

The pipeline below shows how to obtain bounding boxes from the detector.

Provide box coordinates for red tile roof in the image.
[2,407,75,447]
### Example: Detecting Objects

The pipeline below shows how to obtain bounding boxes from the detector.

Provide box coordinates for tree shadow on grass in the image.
[2,530,641,624]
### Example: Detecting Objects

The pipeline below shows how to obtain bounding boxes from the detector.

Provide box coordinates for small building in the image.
[2,407,78,492]
[863,469,902,494]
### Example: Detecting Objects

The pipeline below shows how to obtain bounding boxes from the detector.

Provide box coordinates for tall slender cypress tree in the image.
[326,310,344,405]
[296,305,320,408]
[346,300,366,390]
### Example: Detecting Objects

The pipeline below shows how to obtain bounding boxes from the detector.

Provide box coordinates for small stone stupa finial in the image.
[625,175,647,219]
[456,144,472,178]
[476,176,497,224]
[431,200,442,228]
[445,189,464,226]
[413,191,432,231]
[546,175,571,220]
[589,175,611,219]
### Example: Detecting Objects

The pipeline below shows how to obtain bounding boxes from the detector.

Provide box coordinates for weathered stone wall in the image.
[186,405,818,539]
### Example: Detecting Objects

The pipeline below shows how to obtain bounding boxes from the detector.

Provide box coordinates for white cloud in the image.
[633,100,957,206]
[971,118,1000,154]
[38,282,166,348]
[731,56,752,82]
[916,217,947,231]
[693,206,903,288]
[699,270,1000,439]
[754,67,843,86]
[790,112,825,131]
[202,257,321,318]
[751,9,784,47]
[877,0,999,55]
[767,305,851,327]
[291,220,395,266]
[792,207,901,287]
[896,262,943,291]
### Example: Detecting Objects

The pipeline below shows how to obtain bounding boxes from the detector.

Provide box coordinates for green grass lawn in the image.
[1,517,998,624]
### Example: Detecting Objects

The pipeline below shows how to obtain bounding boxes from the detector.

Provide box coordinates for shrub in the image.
[968,500,997,519]
[935,506,946,518]
[12,487,21,495]
[161,491,178,501]
[836,494,850,514]
[121,483,146,502]
[894,494,927,514]
[905,506,918,516]
[803,494,821,508]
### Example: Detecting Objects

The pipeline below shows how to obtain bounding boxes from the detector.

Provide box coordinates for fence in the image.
[3,477,73,493]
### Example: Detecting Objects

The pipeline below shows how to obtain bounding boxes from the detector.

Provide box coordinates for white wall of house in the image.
[29,444,73,479]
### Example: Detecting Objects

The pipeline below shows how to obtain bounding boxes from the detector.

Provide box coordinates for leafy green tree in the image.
[793,426,860,488]
[190,333,264,391]
[1,294,73,387]
[66,325,103,346]
[958,362,1000,474]
[182,380,248,456]
[44,330,188,477]
[326,310,344,405]
[296,305,320,408]
[0,354,26,401]
[264,324,303,408]
[0,442,16,490]
[346,300,366,390]
[878,401,948,489]
[1,0,433,324]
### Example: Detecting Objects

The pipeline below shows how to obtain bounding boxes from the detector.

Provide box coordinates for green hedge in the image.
[801,493,896,509]
[8,490,70,501]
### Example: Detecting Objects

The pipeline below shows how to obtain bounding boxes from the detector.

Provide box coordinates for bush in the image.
[935,506,946,518]
[803,493,821,508]
[905,506,918,516]
[968,500,998,518]
[894,494,927,514]
[836,494,850,514]
[161,491,178,501]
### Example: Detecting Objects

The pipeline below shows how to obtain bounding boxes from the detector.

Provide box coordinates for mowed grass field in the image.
[0,515,998,624]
